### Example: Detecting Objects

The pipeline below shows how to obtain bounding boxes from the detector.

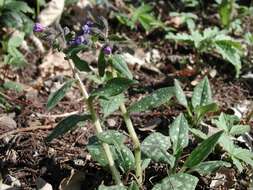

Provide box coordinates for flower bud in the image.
[103,46,112,55]
[33,23,45,32]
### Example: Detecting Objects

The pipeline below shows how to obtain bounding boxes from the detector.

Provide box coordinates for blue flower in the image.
[82,21,93,34]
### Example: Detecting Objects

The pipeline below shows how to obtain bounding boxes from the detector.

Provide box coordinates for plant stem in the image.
[111,68,142,185]
[67,59,122,185]
[120,104,142,185]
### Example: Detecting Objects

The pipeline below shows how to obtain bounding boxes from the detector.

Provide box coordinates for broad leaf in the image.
[87,136,114,167]
[46,79,75,110]
[174,79,188,108]
[190,161,231,175]
[90,78,136,99]
[169,113,189,154]
[128,87,174,113]
[110,55,133,79]
[152,173,198,190]
[115,144,135,172]
[183,131,223,169]
[229,125,250,136]
[215,40,241,77]
[191,77,213,108]
[232,147,253,167]
[46,114,91,142]
[97,130,126,145]
[141,132,175,167]
[100,93,125,117]
[70,54,91,72]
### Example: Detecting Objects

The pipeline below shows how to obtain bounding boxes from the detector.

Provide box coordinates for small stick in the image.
[0,125,54,139]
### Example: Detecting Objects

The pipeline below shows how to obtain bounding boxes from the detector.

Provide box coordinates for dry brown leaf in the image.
[38,0,65,26]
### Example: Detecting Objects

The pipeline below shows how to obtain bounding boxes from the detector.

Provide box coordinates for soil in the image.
[0,1,253,190]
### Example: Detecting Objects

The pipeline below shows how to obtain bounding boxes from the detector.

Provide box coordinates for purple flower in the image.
[103,46,112,55]
[82,21,93,34]
[69,35,87,46]
[33,23,45,32]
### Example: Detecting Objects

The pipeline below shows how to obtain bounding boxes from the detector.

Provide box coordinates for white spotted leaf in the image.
[174,79,188,108]
[115,144,135,173]
[100,93,125,117]
[191,77,213,108]
[169,113,189,154]
[141,132,175,167]
[97,130,126,145]
[128,87,174,113]
[152,173,198,190]
[190,161,231,175]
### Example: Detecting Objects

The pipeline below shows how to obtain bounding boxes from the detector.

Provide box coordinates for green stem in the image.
[68,59,122,185]
[36,0,40,17]
[120,104,142,185]
[111,68,142,185]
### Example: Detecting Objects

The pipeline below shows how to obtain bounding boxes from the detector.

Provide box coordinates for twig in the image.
[0,125,54,139]
[36,111,80,119]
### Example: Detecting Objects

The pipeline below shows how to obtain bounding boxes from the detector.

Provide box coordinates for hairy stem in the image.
[111,68,142,185]
[120,104,142,185]
[68,59,122,185]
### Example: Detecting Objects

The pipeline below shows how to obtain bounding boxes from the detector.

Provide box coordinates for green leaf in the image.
[231,156,243,172]
[100,93,125,117]
[215,40,241,77]
[169,113,189,154]
[218,133,235,153]
[128,181,139,190]
[90,77,136,99]
[128,87,174,113]
[8,34,24,48]
[110,55,133,79]
[98,50,106,76]
[174,79,188,108]
[191,77,213,108]
[195,103,218,119]
[70,54,91,72]
[212,113,248,136]
[97,130,126,145]
[5,1,33,13]
[3,81,24,92]
[46,114,91,142]
[232,147,253,167]
[46,79,75,110]
[152,173,198,190]
[189,128,208,139]
[190,161,231,175]
[115,144,135,172]
[183,131,223,169]
[141,132,175,167]
[141,158,151,170]
[219,0,233,27]
[87,136,113,167]
[98,185,127,190]
[229,125,250,136]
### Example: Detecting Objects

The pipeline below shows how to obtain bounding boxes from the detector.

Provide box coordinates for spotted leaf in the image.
[152,173,198,190]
